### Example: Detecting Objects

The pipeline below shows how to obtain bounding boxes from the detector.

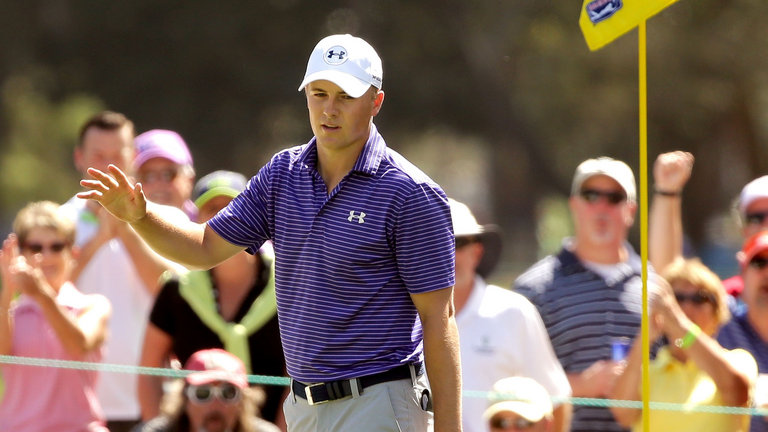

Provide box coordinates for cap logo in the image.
[324,46,348,65]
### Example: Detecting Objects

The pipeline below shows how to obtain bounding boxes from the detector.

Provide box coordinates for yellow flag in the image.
[580,0,680,51]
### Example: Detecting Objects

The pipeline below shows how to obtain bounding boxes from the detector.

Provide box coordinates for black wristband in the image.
[654,188,681,197]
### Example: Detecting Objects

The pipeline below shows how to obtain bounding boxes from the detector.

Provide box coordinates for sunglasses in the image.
[455,236,479,249]
[745,211,768,226]
[579,189,626,205]
[21,242,68,254]
[185,383,242,404]
[674,291,715,306]
[749,256,768,270]
[490,416,536,430]
[138,168,179,184]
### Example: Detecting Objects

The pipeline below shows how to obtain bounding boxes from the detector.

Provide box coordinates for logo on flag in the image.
[586,0,623,24]
[579,0,682,50]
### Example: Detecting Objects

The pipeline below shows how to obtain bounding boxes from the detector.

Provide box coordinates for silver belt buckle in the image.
[305,383,329,406]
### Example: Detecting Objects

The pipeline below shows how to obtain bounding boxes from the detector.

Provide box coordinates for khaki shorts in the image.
[284,372,433,432]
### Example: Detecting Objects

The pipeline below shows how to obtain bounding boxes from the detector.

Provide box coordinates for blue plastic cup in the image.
[611,337,631,362]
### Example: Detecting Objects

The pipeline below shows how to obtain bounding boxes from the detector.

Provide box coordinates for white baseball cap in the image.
[483,376,553,423]
[571,157,636,204]
[738,175,768,216]
[297,34,383,98]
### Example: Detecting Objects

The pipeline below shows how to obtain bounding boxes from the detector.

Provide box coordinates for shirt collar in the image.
[466,276,487,310]
[295,139,319,170]
[654,346,674,367]
[559,238,643,275]
[296,123,385,176]
[351,123,386,176]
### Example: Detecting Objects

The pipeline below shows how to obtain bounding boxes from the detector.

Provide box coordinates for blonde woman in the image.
[0,201,111,431]
[611,258,755,431]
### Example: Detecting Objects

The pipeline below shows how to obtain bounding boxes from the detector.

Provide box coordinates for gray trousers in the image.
[284,370,433,432]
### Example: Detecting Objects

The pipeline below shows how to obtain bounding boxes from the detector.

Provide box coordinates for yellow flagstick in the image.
[581,0,684,429]
[638,20,651,432]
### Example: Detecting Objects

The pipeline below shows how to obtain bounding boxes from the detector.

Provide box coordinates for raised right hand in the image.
[78,164,148,224]
[653,151,694,193]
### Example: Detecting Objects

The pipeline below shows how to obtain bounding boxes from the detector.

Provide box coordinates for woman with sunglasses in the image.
[610,258,756,431]
[134,348,278,432]
[0,201,112,431]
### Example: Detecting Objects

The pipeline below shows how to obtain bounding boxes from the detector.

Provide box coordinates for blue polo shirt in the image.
[208,124,455,382]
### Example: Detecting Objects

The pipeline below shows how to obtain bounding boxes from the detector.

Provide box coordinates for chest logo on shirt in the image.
[348,210,366,224]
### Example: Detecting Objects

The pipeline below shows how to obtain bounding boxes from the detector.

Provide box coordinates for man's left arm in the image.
[411,287,462,432]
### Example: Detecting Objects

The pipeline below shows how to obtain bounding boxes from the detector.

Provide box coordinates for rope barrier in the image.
[2,354,767,416]
[0,354,290,386]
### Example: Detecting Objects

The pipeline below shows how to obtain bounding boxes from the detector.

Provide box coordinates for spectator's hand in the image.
[649,276,688,340]
[653,151,694,193]
[78,164,148,224]
[9,255,45,298]
[1,245,52,302]
[582,359,626,398]
[0,235,19,301]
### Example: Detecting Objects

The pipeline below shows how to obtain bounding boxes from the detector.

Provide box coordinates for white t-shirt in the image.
[456,277,572,432]
[61,196,154,420]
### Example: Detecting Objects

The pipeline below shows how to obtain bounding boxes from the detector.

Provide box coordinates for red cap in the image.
[184,349,248,388]
[740,230,768,268]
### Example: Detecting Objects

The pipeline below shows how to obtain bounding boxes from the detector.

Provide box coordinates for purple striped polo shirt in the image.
[208,124,455,382]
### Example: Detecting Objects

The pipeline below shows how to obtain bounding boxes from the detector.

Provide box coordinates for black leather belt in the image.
[292,363,420,405]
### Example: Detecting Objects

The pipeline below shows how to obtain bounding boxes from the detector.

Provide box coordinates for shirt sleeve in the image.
[394,183,455,294]
[208,163,273,254]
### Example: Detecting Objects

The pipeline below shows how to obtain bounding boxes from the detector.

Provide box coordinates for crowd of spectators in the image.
[1,33,768,432]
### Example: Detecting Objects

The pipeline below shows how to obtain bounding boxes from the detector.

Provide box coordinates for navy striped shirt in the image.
[208,124,455,382]
[514,244,648,432]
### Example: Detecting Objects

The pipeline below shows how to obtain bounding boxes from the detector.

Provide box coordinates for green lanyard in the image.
[174,260,276,373]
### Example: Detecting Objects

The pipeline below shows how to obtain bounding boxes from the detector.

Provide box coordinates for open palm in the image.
[78,164,148,224]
